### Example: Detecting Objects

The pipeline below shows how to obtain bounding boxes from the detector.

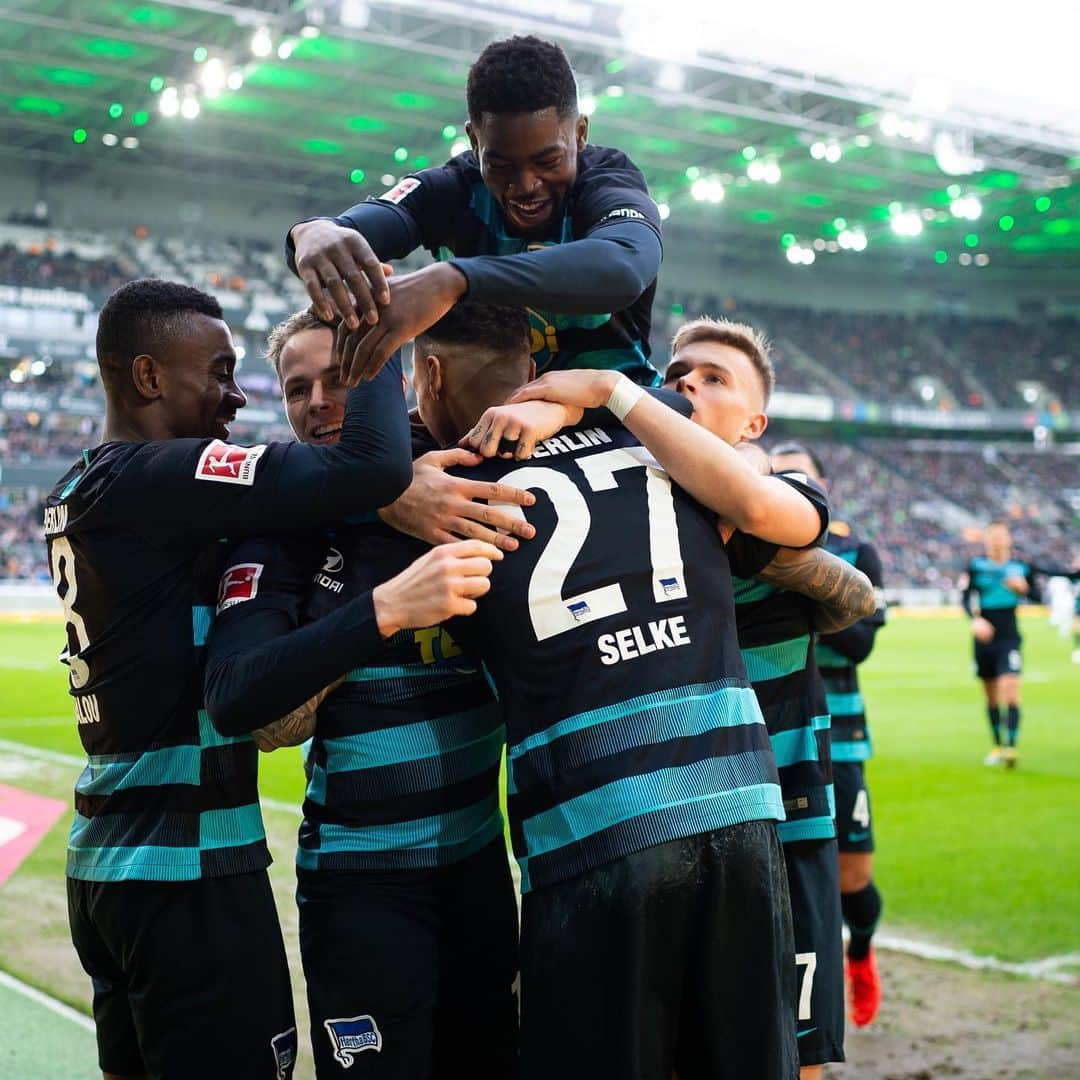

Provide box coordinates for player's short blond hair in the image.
[670,317,775,406]
[266,308,332,379]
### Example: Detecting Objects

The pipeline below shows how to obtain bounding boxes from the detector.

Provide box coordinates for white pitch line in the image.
[0,970,96,1033]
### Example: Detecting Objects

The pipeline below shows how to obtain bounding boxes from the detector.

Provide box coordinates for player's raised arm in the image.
[815,542,887,660]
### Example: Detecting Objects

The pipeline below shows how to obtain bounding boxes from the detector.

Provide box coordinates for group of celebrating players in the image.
[45,34,894,1080]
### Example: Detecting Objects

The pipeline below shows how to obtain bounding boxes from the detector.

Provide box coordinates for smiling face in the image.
[467,107,587,236]
[157,313,246,441]
[277,326,344,445]
[663,341,768,447]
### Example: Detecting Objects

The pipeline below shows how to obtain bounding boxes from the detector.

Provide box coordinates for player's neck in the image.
[101,402,171,443]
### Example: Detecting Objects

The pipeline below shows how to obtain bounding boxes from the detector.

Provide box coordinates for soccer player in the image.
[435,303,835,1079]
[44,278,421,1079]
[203,309,519,1079]
[770,442,887,1031]
[287,35,662,387]
[959,521,1061,768]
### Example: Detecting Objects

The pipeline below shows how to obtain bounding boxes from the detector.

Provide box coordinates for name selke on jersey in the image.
[42,365,409,883]
[447,421,790,893]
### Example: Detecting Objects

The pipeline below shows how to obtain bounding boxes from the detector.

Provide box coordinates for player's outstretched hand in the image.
[379,449,536,552]
[373,541,502,637]
[506,369,620,411]
[337,264,467,386]
[291,219,392,329]
[462,400,584,460]
[973,616,995,644]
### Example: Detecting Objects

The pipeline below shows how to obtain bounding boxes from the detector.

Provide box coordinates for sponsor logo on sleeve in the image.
[195,440,267,486]
[378,177,420,205]
[598,207,646,223]
[217,563,264,612]
[324,1015,382,1068]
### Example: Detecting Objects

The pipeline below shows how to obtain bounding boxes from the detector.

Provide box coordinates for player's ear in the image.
[527,359,537,382]
[575,114,588,151]
[130,354,162,401]
[465,120,479,157]
[425,354,444,401]
[742,411,768,442]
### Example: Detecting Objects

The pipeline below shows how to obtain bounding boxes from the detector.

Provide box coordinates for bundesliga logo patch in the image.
[378,177,420,205]
[195,440,267,486]
[324,1015,382,1069]
[217,562,263,612]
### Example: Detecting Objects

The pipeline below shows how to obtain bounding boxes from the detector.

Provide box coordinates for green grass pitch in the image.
[0,610,1077,969]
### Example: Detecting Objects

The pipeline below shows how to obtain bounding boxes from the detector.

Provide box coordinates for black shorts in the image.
[67,870,296,1079]
[519,821,798,1080]
[974,637,1023,679]
[297,836,519,1079]
[785,838,845,1066]
[834,761,875,853]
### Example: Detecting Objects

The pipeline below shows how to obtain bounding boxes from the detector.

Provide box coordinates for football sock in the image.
[842,881,882,961]
[1006,705,1020,747]
[987,705,1002,746]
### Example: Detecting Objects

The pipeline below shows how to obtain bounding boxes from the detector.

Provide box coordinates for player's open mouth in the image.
[311,423,342,444]
[507,198,552,227]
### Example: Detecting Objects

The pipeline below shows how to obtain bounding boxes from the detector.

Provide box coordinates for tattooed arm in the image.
[250,676,345,752]
[754,546,876,633]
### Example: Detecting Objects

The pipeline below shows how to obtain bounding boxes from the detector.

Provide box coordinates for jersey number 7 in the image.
[496,447,686,642]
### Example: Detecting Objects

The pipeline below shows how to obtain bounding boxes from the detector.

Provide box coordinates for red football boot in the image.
[847,948,882,1028]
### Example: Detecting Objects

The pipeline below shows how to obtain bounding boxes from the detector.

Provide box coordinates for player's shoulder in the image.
[372,156,472,209]
[577,144,646,182]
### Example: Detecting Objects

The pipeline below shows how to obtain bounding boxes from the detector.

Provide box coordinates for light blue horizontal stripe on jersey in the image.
[826,691,864,717]
[832,741,872,762]
[518,782,783,893]
[741,635,810,683]
[344,662,478,683]
[731,577,778,604]
[199,803,265,850]
[321,707,504,775]
[198,708,252,750]
[66,839,203,882]
[509,681,759,765]
[778,816,836,843]
[300,795,502,857]
[75,746,201,796]
[521,751,779,861]
[192,605,214,647]
[770,726,819,768]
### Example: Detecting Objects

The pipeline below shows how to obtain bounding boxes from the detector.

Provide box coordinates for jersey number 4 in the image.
[497,447,685,642]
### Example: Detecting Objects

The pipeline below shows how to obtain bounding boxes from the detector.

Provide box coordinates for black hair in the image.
[769,441,826,479]
[96,278,223,389]
[417,301,531,358]
[466,35,578,123]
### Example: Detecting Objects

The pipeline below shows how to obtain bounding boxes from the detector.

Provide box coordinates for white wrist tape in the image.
[605,375,646,422]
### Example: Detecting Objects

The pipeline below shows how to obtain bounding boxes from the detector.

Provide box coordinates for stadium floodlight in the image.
[657,202,671,220]
[606,85,624,98]
[762,162,781,184]
[122,137,139,150]
[180,95,200,120]
[277,40,296,60]
[950,195,982,220]
[747,159,765,181]
[920,383,935,401]
[9,368,26,383]
[824,143,842,163]
[975,253,990,266]
[579,94,597,117]
[958,252,972,265]
[300,25,322,39]
[159,86,179,117]
[810,141,826,160]
[890,208,923,237]
[879,112,900,137]
[854,134,872,148]
[656,62,686,94]
[380,173,396,185]
[101,132,118,146]
[30,360,46,376]
[450,139,469,156]
[251,26,273,58]
[200,58,226,97]
[227,71,244,91]
[690,178,708,201]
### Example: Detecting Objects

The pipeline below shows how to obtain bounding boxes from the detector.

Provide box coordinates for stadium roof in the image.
[2,0,1078,278]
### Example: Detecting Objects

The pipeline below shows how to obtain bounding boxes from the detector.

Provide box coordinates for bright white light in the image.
[934,130,984,176]
[380,174,396,186]
[579,94,597,117]
[851,231,867,251]
[691,178,709,201]
[656,62,686,93]
[824,143,842,163]
[706,179,724,202]
[921,208,936,220]
[959,252,972,265]
[762,162,781,184]
[747,160,765,181]
[235,345,247,361]
[911,76,953,115]
[786,245,803,264]
[277,39,296,60]
[810,141,826,160]
[825,240,839,253]
[890,209,923,237]
[122,136,139,149]
[227,70,244,91]
[30,360,46,376]
[854,134,872,148]
[836,229,869,252]
[9,368,26,383]
[801,248,815,264]
[920,383,936,402]
[450,139,469,157]
[950,195,982,220]
[975,252,990,266]
[300,25,321,38]
[251,26,272,58]
[160,87,179,117]
[181,95,200,120]
[880,112,900,137]
[606,84,624,98]
[200,57,226,96]
[657,202,671,220]
[101,132,118,146]
[813,238,826,251]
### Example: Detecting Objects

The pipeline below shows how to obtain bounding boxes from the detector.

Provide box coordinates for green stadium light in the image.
[741,146,757,161]
[998,215,1015,232]
[193,46,208,63]
[1035,195,1051,212]
[671,303,684,315]
[414,155,430,169]
[780,232,796,248]
[934,249,948,264]
[149,76,164,92]
[684,166,701,180]
[349,168,366,184]
[605,58,626,74]
[442,124,456,140]
[132,110,148,126]
[72,128,87,144]
[833,217,847,230]
[965,233,979,247]
[393,146,408,163]
[108,102,123,119]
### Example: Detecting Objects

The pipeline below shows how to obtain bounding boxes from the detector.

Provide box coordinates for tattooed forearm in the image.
[250,675,345,753]
[754,547,876,633]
